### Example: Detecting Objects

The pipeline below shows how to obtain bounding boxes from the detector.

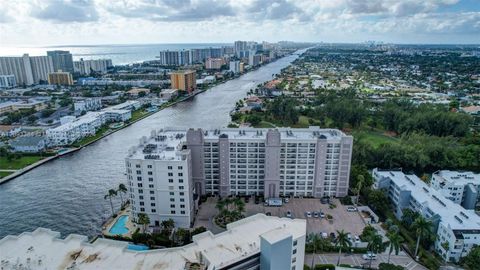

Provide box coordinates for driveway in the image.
[305,252,428,270]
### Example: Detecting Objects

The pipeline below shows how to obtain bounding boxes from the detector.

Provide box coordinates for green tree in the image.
[387,232,403,264]
[335,230,352,266]
[161,219,175,235]
[413,216,433,257]
[461,245,480,270]
[117,183,128,206]
[104,189,117,216]
[137,213,150,233]
[366,233,383,269]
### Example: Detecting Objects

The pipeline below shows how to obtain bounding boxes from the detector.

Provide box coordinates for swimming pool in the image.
[127,244,149,251]
[109,215,129,235]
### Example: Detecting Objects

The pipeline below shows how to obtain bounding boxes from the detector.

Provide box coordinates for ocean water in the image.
[0,43,229,65]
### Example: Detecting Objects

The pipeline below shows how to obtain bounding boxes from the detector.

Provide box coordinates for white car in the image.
[306,211,312,218]
[286,211,292,218]
[354,235,360,243]
[346,206,357,212]
[284,198,290,203]
[362,253,377,260]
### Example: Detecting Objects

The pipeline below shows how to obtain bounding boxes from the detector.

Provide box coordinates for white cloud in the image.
[0,0,478,46]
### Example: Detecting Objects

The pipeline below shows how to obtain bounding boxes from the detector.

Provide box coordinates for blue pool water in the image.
[127,244,149,251]
[109,215,129,235]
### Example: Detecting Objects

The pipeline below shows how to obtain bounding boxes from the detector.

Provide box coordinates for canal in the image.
[0,50,304,238]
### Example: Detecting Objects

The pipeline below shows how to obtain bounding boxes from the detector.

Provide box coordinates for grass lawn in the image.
[353,130,399,148]
[129,109,149,122]
[0,156,45,170]
[256,121,276,128]
[0,171,13,179]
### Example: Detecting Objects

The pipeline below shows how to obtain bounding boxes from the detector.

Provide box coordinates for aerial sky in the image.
[0,0,479,46]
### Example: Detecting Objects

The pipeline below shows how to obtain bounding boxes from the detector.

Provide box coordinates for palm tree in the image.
[366,233,383,269]
[137,213,150,233]
[387,232,403,264]
[355,175,364,206]
[335,230,352,266]
[117,183,128,206]
[104,189,117,216]
[413,216,432,258]
[161,218,175,234]
[308,233,321,269]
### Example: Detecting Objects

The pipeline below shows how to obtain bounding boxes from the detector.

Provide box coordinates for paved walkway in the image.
[305,252,427,270]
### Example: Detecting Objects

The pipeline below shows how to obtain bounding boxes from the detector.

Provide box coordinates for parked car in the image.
[286,210,292,218]
[354,235,360,243]
[320,212,325,218]
[346,206,357,212]
[284,197,290,203]
[306,211,312,218]
[320,197,329,204]
[244,197,250,203]
[266,212,271,216]
[362,253,377,260]
[255,197,260,204]
[313,211,319,218]
[329,232,336,239]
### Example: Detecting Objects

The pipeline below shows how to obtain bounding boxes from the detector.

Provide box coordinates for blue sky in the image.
[0,0,479,46]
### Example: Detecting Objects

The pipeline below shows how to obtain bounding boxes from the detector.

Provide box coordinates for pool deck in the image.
[102,207,137,238]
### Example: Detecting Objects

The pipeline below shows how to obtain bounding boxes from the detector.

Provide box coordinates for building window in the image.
[293,249,297,254]
[137,177,142,181]
[148,177,153,182]
[293,240,297,246]
[136,170,142,174]
[168,166,172,170]
[179,192,184,196]
[150,196,155,200]
[170,210,176,214]
[170,198,175,202]
[136,164,141,168]
[169,192,174,196]
[168,172,173,176]
[178,173,183,176]
[179,186,184,190]
[149,190,154,194]
[178,166,183,170]
[151,203,155,207]
[148,171,153,175]
[179,179,184,183]
[180,204,185,208]
[149,184,154,188]
[169,179,174,183]
[170,204,175,208]
[181,211,186,214]
[152,209,156,213]
[147,165,152,168]
[140,207,145,211]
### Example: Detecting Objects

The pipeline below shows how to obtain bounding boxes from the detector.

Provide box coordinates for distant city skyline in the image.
[0,0,479,47]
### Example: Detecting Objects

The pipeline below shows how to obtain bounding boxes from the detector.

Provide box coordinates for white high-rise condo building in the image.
[0,54,54,85]
[126,127,352,228]
[73,59,113,75]
[373,169,480,262]
[431,170,480,210]
[0,214,306,270]
[229,60,241,73]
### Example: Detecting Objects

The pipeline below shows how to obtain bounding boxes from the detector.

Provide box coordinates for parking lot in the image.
[195,197,367,238]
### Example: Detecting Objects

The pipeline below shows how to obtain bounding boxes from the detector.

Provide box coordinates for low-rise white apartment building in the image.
[47,101,135,146]
[373,169,480,262]
[431,170,480,210]
[0,214,306,270]
[73,97,102,115]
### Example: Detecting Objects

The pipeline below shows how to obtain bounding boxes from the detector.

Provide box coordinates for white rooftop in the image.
[374,169,480,230]
[433,170,480,186]
[0,214,306,270]
[128,129,187,161]
[202,126,347,141]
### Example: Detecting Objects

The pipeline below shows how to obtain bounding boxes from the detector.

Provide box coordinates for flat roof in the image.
[128,129,187,161]
[0,214,305,270]
[374,169,480,231]
[202,126,348,141]
[433,170,480,185]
